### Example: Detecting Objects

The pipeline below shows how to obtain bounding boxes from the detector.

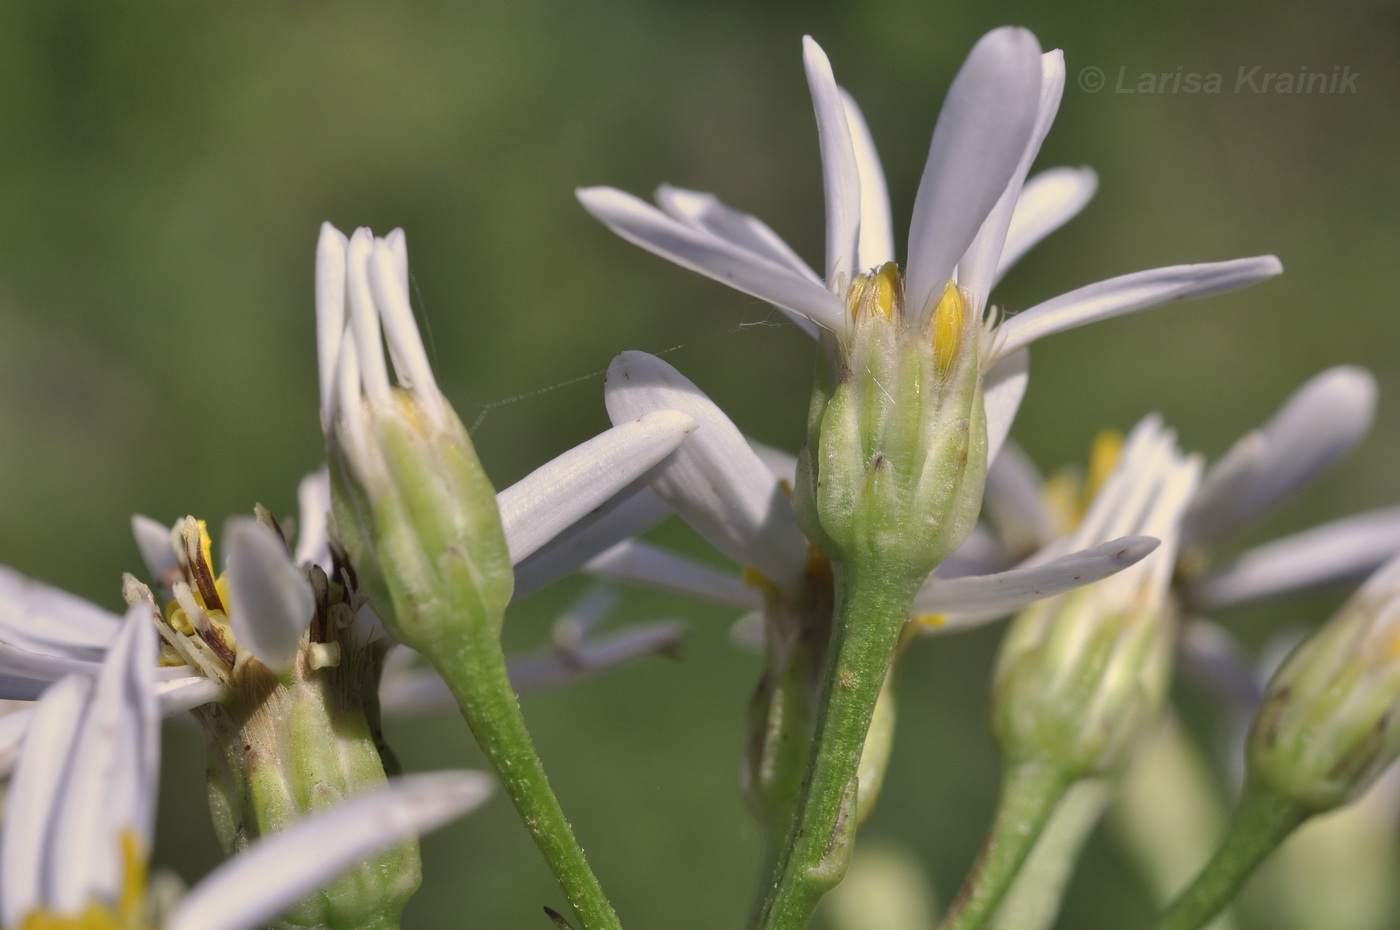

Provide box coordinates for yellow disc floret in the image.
[931,282,967,370]
[846,262,903,322]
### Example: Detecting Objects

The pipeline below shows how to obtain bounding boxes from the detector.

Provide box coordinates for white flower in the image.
[578,29,1281,461]
[0,606,491,930]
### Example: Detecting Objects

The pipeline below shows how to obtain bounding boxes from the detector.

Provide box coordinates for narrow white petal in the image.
[0,566,122,660]
[223,519,314,674]
[512,482,671,597]
[984,441,1057,555]
[905,27,1043,317]
[1183,366,1377,544]
[654,185,822,285]
[957,50,1065,305]
[604,352,809,585]
[995,166,1098,284]
[913,536,1159,621]
[584,539,763,610]
[167,772,493,930]
[839,88,894,270]
[577,186,848,331]
[983,348,1029,465]
[132,515,179,588]
[1,676,91,927]
[747,438,799,488]
[993,256,1284,361]
[157,676,228,715]
[0,704,35,778]
[1188,507,1400,609]
[368,235,444,423]
[344,228,392,403]
[293,469,332,569]
[51,610,159,913]
[496,410,697,565]
[802,36,861,285]
[315,223,349,423]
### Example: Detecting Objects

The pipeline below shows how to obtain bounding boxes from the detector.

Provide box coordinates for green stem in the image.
[751,565,921,930]
[1154,787,1305,930]
[987,777,1113,930]
[429,630,621,930]
[936,762,1072,930]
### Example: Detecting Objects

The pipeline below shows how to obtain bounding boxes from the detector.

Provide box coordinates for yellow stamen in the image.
[931,283,966,369]
[846,262,902,321]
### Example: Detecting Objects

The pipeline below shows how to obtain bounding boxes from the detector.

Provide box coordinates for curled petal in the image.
[496,409,697,564]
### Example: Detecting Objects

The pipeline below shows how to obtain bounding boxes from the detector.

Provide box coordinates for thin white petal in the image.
[584,539,763,610]
[1,676,91,927]
[802,36,861,285]
[984,441,1058,556]
[993,256,1284,361]
[51,610,159,913]
[577,186,848,330]
[839,88,894,270]
[157,676,228,715]
[132,515,179,588]
[167,772,493,930]
[1182,366,1377,544]
[654,185,822,285]
[368,234,445,428]
[496,409,697,564]
[0,566,122,660]
[223,519,314,674]
[1188,507,1400,609]
[983,348,1029,465]
[0,705,35,778]
[512,482,671,598]
[604,352,809,585]
[905,27,1043,317]
[293,469,332,569]
[315,223,349,424]
[957,49,1065,305]
[913,536,1159,622]
[344,228,392,404]
[994,166,1098,285]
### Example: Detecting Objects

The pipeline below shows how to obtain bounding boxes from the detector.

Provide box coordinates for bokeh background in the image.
[1,0,1398,927]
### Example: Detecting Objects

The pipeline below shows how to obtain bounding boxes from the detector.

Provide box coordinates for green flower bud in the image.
[796,264,986,582]
[1248,555,1400,812]
[990,418,1198,778]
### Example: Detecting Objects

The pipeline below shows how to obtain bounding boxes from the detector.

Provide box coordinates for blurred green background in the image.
[1,0,1398,927]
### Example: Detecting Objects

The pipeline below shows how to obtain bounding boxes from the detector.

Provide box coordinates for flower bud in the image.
[990,418,1198,777]
[1248,553,1400,812]
[319,225,513,653]
[795,264,986,581]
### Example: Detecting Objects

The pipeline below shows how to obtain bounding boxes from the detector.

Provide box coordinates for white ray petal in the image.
[905,27,1043,317]
[584,539,763,610]
[132,515,179,588]
[1183,366,1377,544]
[654,185,822,285]
[496,410,697,565]
[512,482,671,598]
[51,610,158,914]
[293,469,332,569]
[0,566,121,660]
[604,352,809,586]
[839,88,894,270]
[994,166,1098,285]
[157,676,228,715]
[223,519,315,674]
[1188,507,1400,610]
[984,441,1057,556]
[802,36,861,287]
[957,49,1065,305]
[1,675,91,928]
[343,228,392,404]
[983,348,1029,465]
[992,256,1283,361]
[315,223,349,423]
[167,772,492,930]
[577,186,848,331]
[913,536,1159,621]
[0,704,35,778]
[368,234,445,429]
